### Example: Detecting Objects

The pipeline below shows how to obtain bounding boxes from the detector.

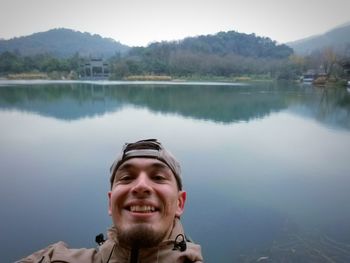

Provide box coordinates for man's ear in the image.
[176,191,187,217]
[108,191,112,216]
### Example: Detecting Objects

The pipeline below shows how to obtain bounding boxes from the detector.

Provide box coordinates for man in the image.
[17,139,203,263]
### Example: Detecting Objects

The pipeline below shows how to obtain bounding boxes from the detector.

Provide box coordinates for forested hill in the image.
[0,29,295,79]
[0,28,292,60]
[113,30,294,78]
[0,28,130,58]
[131,31,293,59]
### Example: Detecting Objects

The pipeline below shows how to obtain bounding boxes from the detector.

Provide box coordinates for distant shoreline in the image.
[1,72,274,83]
[0,79,252,87]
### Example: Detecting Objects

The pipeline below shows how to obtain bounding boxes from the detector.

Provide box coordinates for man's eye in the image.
[153,174,166,181]
[118,175,133,182]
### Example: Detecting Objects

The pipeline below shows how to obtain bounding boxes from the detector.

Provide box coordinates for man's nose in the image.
[131,173,152,196]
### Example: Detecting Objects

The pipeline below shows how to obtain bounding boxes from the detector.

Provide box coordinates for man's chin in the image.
[117,224,166,248]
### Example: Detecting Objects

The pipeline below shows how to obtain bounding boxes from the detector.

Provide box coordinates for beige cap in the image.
[110,139,182,190]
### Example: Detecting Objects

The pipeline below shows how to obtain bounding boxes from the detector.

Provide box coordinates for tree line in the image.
[0,51,82,76]
[109,31,294,79]
[0,30,349,81]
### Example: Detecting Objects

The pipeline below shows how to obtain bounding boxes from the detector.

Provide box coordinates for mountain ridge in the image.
[2,21,350,59]
[0,27,293,61]
[0,28,130,58]
[287,22,350,55]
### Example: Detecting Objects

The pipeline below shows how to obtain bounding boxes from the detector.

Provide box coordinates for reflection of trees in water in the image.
[111,83,289,123]
[0,82,349,128]
[0,82,288,122]
[312,87,350,130]
[319,88,348,116]
[286,85,350,130]
[0,83,122,120]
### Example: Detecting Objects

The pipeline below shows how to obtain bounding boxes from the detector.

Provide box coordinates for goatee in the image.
[117,225,167,248]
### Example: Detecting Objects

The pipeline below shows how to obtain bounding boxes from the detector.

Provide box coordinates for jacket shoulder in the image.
[184,241,204,263]
[15,241,100,263]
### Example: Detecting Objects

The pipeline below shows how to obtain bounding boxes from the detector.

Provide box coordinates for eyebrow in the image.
[149,162,171,170]
[117,163,135,173]
[117,161,171,173]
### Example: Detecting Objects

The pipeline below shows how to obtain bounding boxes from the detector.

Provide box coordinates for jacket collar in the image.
[99,218,196,263]
[107,217,185,244]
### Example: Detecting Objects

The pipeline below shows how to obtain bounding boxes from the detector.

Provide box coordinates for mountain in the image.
[287,22,350,55]
[132,30,293,59]
[118,30,293,77]
[0,28,292,60]
[0,28,130,58]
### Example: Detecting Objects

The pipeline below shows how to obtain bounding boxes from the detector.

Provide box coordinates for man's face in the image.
[108,158,186,248]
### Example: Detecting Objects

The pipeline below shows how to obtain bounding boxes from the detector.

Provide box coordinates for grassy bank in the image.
[172,74,274,82]
[112,74,274,82]
[5,71,78,80]
[3,72,347,87]
[7,72,49,80]
[124,75,172,81]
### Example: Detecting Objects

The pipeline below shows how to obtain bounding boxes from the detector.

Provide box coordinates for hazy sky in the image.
[1,0,349,46]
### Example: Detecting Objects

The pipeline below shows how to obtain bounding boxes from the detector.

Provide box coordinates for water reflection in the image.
[1,82,349,130]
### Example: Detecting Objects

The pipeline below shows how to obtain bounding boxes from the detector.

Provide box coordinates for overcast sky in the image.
[1,0,349,46]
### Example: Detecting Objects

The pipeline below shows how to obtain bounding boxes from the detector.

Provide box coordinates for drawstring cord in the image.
[104,233,188,262]
[106,243,116,263]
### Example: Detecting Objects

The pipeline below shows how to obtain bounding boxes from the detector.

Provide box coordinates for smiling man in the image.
[17,139,203,263]
[109,158,184,249]
[105,139,203,262]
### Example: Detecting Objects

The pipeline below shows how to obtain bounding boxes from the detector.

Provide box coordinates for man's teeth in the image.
[130,205,156,212]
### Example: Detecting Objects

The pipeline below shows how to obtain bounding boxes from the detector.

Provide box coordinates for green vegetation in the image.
[109,31,294,80]
[0,51,82,79]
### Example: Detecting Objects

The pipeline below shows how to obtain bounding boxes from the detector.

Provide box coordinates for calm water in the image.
[1,80,350,262]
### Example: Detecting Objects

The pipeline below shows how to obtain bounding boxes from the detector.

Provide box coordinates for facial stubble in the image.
[117,223,168,248]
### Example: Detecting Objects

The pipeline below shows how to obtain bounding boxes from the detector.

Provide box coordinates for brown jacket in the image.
[16,219,203,263]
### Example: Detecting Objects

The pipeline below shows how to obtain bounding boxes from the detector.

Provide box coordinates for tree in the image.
[0,52,24,73]
[321,47,337,77]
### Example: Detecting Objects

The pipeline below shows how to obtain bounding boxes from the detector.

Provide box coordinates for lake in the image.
[1,80,350,262]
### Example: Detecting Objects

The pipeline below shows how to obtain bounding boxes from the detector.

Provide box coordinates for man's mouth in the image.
[128,205,157,213]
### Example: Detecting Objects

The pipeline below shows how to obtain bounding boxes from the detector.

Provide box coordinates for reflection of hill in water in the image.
[0,84,124,120]
[115,84,290,123]
[0,82,349,128]
[0,83,287,122]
